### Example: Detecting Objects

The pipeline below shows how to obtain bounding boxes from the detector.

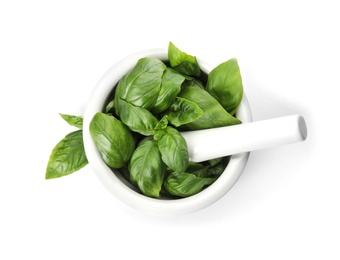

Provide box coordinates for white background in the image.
[1,0,339,259]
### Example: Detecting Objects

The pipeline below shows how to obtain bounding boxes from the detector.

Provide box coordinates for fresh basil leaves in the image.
[164,172,216,197]
[59,113,83,128]
[114,57,166,112]
[206,59,244,115]
[89,112,135,168]
[157,126,189,173]
[129,139,166,198]
[178,85,241,130]
[46,42,245,199]
[45,115,88,179]
[168,42,201,77]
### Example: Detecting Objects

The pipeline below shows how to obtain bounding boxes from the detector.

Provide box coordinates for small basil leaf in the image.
[105,99,115,113]
[166,97,203,127]
[59,114,83,128]
[129,139,166,198]
[168,42,201,77]
[164,172,216,197]
[152,68,185,114]
[208,157,223,166]
[206,161,227,178]
[153,116,169,140]
[45,130,88,179]
[154,116,168,131]
[186,163,209,178]
[157,127,189,173]
[116,98,158,136]
[114,57,166,112]
[178,85,241,130]
[89,112,135,168]
[206,59,244,115]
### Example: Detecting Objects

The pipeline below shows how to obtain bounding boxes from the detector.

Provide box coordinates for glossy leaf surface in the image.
[129,139,165,198]
[206,59,243,115]
[46,130,88,179]
[89,112,135,168]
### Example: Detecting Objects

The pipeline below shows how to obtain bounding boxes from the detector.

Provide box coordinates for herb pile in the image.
[46,42,244,198]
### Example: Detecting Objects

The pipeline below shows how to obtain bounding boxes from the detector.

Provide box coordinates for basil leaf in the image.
[166,97,203,127]
[164,172,216,197]
[182,78,205,89]
[206,161,227,178]
[178,85,241,130]
[154,116,168,131]
[152,68,185,115]
[157,127,189,173]
[116,98,158,136]
[206,59,244,115]
[114,57,166,112]
[59,114,83,128]
[186,162,209,178]
[168,42,201,77]
[208,157,223,166]
[129,139,166,198]
[45,130,88,179]
[89,112,135,168]
[105,99,115,113]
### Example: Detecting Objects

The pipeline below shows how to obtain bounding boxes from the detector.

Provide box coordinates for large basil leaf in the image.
[166,97,203,127]
[45,130,88,179]
[164,172,216,197]
[178,85,241,130]
[116,98,158,136]
[59,114,83,128]
[129,139,166,198]
[114,57,166,112]
[168,42,201,77]
[157,127,189,173]
[151,68,185,115]
[89,112,135,168]
[206,59,243,115]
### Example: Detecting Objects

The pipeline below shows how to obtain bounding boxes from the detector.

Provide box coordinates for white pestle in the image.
[179,114,307,162]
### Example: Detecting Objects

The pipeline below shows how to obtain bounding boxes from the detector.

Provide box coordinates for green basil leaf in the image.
[178,85,241,130]
[89,112,135,168]
[186,162,209,178]
[168,42,201,77]
[152,68,185,115]
[45,130,88,179]
[105,99,115,113]
[181,78,205,89]
[208,157,223,166]
[114,57,166,112]
[129,139,166,198]
[206,59,244,115]
[154,115,168,131]
[153,116,169,140]
[206,161,227,178]
[164,172,216,197]
[59,114,83,128]
[157,127,189,173]
[166,97,203,127]
[116,98,158,136]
